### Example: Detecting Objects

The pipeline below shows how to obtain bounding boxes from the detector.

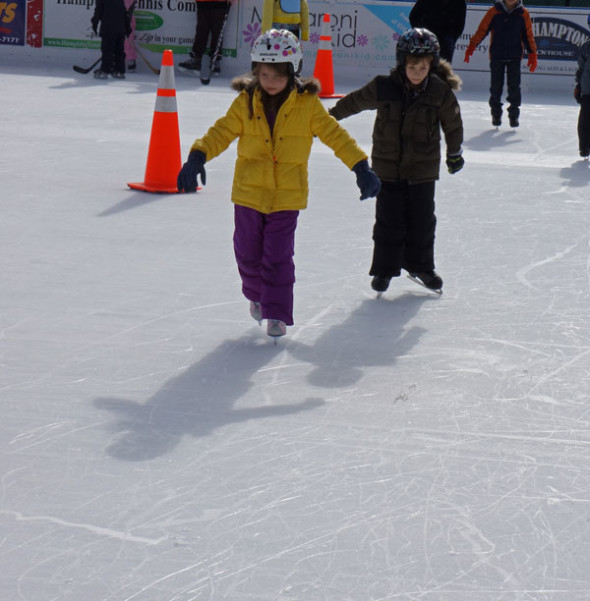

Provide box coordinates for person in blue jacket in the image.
[464,0,537,128]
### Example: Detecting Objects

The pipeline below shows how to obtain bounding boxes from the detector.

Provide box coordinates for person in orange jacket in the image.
[464,0,537,128]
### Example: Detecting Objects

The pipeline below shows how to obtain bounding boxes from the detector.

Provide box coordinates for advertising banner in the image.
[0,0,25,46]
[240,0,413,78]
[2,1,585,82]
[42,0,241,57]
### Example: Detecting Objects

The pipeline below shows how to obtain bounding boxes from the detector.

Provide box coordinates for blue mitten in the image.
[177,150,206,193]
[352,160,381,200]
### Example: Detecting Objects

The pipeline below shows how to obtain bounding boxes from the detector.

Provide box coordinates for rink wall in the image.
[1,0,589,92]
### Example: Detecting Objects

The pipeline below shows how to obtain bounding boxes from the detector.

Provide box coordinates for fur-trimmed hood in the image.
[433,58,462,91]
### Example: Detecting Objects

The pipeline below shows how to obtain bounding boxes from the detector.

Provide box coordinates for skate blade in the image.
[406,275,443,295]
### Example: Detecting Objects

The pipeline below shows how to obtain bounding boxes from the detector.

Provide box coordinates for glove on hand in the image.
[527,52,537,73]
[177,150,206,193]
[446,153,465,174]
[352,160,381,200]
[574,84,581,104]
[464,43,476,63]
[91,17,99,34]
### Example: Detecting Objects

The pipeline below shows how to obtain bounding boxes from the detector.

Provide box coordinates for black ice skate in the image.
[371,275,392,298]
[178,55,201,73]
[407,271,443,294]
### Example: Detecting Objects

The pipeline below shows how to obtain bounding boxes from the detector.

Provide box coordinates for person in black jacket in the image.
[409,0,466,62]
[91,0,132,79]
[329,29,464,295]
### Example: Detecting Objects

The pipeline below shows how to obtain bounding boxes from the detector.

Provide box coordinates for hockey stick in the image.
[73,57,101,74]
[200,3,231,85]
[126,2,160,76]
[133,42,160,75]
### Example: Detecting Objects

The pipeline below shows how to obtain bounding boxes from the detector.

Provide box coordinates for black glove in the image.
[177,150,207,193]
[574,84,581,105]
[446,153,464,174]
[91,17,99,35]
[352,160,381,200]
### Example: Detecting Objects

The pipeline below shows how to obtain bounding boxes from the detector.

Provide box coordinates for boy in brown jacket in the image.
[329,28,464,294]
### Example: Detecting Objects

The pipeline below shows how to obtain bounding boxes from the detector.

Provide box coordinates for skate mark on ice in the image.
[515,243,577,289]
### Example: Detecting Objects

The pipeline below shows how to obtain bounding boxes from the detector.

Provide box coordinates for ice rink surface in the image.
[1,60,589,601]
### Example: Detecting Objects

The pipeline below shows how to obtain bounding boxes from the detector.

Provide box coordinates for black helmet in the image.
[396,28,440,69]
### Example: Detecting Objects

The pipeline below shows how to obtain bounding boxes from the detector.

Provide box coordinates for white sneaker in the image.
[249,301,262,324]
[267,319,286,338]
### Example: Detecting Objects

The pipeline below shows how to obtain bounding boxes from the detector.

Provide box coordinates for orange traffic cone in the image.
[313,13,343,99]
[128,49,182,193]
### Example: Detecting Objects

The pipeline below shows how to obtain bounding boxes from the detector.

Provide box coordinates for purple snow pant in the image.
[233,205,299,326]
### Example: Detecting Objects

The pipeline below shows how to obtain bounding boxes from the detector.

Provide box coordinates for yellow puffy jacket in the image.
[261,0,309,41]
[190,80,368,214]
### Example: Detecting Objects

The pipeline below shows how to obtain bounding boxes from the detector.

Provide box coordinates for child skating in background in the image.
[177,29,380,339]
[464,0,537,128]
[329,28,464,295]
[574,14,590,159]
[262,0,310,41]
[124,0,136,72]
[91,0,133,79]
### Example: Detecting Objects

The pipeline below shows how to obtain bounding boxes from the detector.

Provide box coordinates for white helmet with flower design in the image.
[251,29,303,76]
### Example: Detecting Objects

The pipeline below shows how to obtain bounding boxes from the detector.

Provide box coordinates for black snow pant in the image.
[578,94,590,154]
[100,33,126,74]
[191,2,228,60]
[489,58,521,121]
[369,180,437,278]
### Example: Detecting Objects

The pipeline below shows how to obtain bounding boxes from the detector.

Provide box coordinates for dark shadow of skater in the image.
[94,336,324,461]
[287,295,432,388]
[463,128,520,151]
[559,159,589,187]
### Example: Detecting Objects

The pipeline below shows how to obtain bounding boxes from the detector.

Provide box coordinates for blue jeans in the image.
[489,59,521,120]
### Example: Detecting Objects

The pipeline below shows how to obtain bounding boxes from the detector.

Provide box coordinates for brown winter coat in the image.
[329,60,463,184]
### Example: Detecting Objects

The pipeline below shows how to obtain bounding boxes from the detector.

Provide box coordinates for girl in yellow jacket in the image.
[177,30,380,339]
[262,0,309,41]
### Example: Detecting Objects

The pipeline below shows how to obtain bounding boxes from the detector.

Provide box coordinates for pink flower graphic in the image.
[243,23,261,47]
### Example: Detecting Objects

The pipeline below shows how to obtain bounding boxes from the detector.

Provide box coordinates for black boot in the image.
[371,275,392,293]
[409,271,443,291]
